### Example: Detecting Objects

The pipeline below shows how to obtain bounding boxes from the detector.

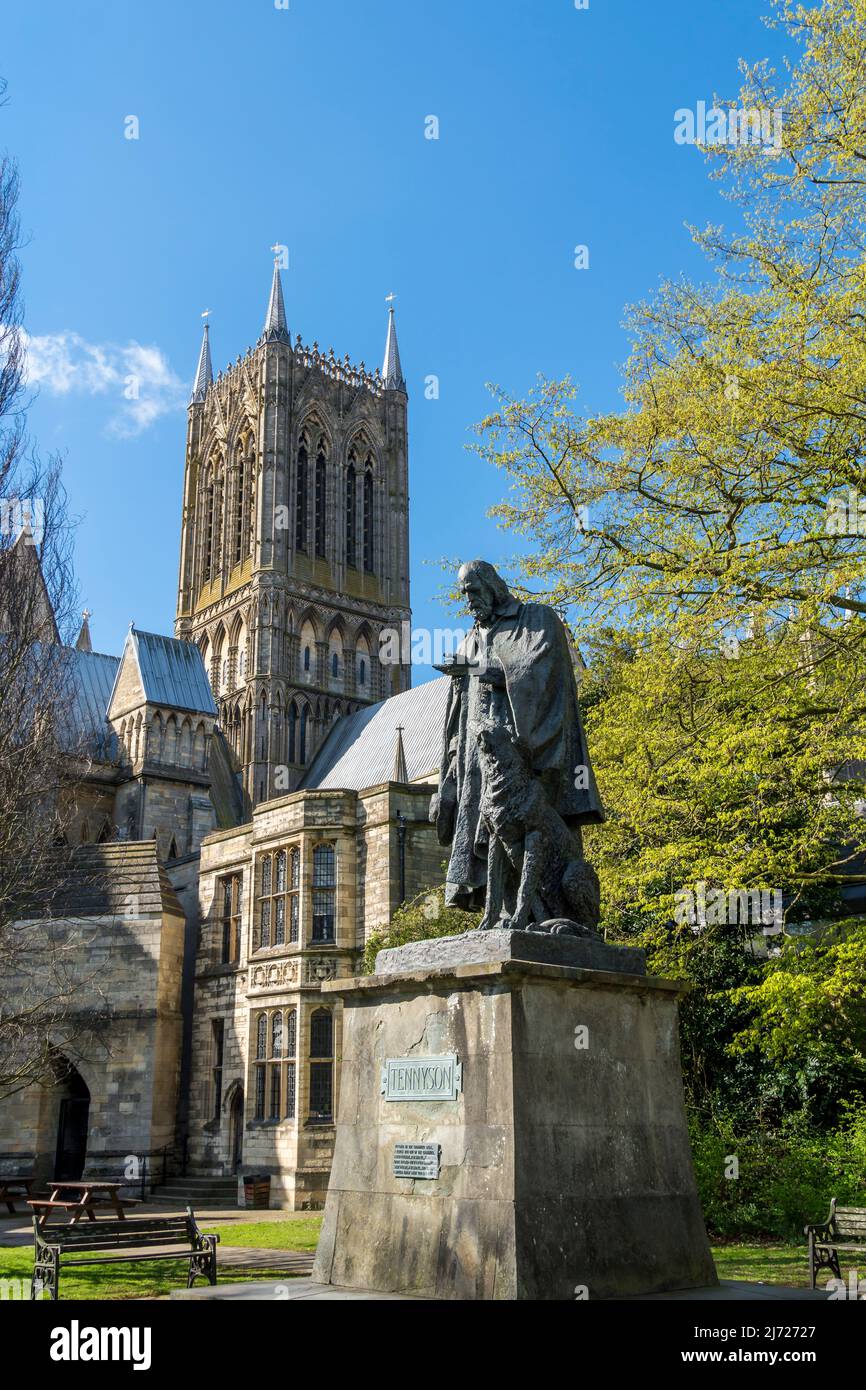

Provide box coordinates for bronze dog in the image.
[476,723,600,936]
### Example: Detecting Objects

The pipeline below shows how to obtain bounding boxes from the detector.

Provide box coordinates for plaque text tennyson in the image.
[381,1053,462,1102]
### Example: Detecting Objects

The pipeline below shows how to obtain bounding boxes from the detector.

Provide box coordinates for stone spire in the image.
[190,316,213,404]
[392,724,408,783]
[75,609,92,652]
[381,296,405,391]
[262,257,289,344]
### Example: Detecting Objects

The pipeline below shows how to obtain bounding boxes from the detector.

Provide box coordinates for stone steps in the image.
[149,1177,239,1207]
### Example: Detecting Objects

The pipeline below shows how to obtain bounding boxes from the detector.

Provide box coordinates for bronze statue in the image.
[431,560,604,936]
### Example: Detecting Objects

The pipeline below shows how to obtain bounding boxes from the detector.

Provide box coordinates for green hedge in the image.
[690,1107,866,1239]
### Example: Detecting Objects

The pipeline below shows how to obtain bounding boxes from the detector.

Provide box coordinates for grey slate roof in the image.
[64,648,120,760]
[115,628,217,716]
[301,676,449,791]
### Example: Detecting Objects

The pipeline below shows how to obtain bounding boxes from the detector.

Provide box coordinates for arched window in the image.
[299,704,308,764]
[289,847,300,942]
[233,445,246,567]
[345,456,357,568]
[359,658,367,686]
[254,1013,267,1119]
[363,464,374,573]
[219,872,242,963]
[253,1009,297,1123]
[295,437,308,552]
[285,1007,297,1119]
[303,645,311,672]
[312,843,335,942]
[288,701,297,763]
[204,479,215,581]
[257,845,298,950]
[315,441,327,559]
[309,1009,334,1122]
[331,651,339,678]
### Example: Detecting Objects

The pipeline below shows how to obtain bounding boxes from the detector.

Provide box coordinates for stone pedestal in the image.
[312,930,717,1300]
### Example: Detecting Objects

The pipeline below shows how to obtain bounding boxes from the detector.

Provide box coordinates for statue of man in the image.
[431,559,604,934]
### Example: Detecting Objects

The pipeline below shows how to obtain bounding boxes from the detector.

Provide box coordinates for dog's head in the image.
[476,723,525,768]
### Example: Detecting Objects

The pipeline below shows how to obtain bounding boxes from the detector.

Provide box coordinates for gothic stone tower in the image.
[175,267,411,808]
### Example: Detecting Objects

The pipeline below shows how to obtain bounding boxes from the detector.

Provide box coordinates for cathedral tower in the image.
[175,267,411,808]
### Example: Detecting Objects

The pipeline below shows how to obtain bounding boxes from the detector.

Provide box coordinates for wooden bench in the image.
[805,1199,866,1288]
[30,1205,218,1300]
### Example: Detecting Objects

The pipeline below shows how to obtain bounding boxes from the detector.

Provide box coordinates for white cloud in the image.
[22,330,186,438]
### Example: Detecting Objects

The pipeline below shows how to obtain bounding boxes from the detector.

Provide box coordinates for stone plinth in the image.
[312,932,717,1300]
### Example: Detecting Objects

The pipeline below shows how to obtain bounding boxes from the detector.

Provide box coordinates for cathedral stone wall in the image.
[184,778,442,1207]
[0,846,186,1188]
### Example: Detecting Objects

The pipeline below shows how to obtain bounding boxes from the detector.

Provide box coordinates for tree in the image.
[471,0,866,929]
[0,84,100,1098]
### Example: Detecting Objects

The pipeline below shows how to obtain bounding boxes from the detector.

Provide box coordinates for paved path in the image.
[218,1247,314,1275]
[174,1276,828,1302]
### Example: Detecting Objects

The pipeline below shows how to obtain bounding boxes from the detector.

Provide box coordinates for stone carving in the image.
[432,560,604,936]
[249,959,299,992]
[305,957,337,984]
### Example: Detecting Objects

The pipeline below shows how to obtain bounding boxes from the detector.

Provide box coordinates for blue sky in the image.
[2,0,788,679]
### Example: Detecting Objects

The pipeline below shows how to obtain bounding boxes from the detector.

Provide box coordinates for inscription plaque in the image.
[380,1053,462,1102]
[393,1142,441,1180]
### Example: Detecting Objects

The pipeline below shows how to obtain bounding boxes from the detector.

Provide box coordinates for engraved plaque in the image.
[393,1142,441,1180]
[380,1054,462,1102]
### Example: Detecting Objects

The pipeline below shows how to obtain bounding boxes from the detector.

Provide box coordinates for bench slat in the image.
[61,1251,206,1267]
[44,1228,191,1247]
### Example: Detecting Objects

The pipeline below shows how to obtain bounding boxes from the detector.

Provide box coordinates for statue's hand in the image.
[428,794,440,824]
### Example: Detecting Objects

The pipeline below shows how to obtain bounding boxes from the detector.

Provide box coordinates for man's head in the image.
[458,560,512,625]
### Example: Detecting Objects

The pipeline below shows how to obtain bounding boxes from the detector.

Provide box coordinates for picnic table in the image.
[28,1180,138,1228]
[0,1176,36,1213]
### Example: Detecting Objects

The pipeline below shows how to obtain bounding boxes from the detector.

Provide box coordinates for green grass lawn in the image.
[710,1241,813,1289]
[0,1217,322,1300]
[202,1217,322,1251]
[0,1221,825,1299]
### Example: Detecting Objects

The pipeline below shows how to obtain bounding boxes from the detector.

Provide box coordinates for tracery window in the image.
[345,455,357,568]
[363,464,374,573]
[312,843,335,942]
[253,1007,297,1122]
[296,437,308,553]
[309,1008,334,1122]
[315,441,327,559]
[257,846,300,949]
[218,872,243,964]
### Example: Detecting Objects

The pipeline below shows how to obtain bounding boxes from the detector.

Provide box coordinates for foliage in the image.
[363,885,481,973]
[690,1103,866,1240]
[469,0,866,1134]
[0,81,94,1098]
[471,0,866,921]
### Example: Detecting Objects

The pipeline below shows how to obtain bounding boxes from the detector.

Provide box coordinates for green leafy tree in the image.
[467,0,866,1132]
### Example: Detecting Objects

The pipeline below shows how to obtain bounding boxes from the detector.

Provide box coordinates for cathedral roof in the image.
[64,648,121,759]
[300,676,449,791]
[110,628,217,717]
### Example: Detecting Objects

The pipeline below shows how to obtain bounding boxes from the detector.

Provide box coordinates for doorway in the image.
[229,1088,244,1173]
[53,1058,90,1181]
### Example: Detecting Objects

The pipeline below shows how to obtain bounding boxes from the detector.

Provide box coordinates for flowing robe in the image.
[433,597,604,909]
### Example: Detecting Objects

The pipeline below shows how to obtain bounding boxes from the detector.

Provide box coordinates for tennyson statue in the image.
[431,560,604,936]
